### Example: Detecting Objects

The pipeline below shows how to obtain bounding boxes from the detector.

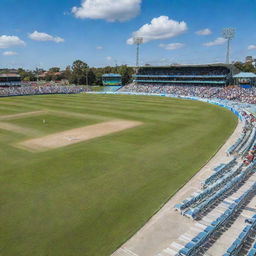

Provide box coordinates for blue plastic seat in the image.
[247,248,256,256]
[204,226,214,233]
[238,231,247,241]
[185,242,196,250]
[178,247,191,256]
[211,220,219,227]
[227,240,239,253]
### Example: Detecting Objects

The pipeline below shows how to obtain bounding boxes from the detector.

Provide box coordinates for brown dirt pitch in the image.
[16,119,142,152]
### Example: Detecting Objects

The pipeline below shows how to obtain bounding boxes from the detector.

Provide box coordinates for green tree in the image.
[63,66,72,81]
[234,61,256,73]
[49,67,60,73]
[17,68,36,81]
[88,69,96,85]
[69,60,89,85]
[117,65,134,84]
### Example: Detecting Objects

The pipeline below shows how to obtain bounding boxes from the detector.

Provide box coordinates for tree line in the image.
[234,61,256,73]
[14,60,134,86]
[2,59,255,86]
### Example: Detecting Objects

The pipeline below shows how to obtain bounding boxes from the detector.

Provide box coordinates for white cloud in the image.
[248,45,256,50]
[96,46,103,50]
[28,31,64,43]
[2,51,18,56]
[195,28,212,35]
[72,0,141,22]
[159,43,185,50]
[106,56,112,61]
[127,16,187,44]
[0,35,25,49]
[203,37,227,47]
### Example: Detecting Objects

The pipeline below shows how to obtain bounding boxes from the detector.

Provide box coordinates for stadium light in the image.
[133,37,143,67]
[222,28,235,64]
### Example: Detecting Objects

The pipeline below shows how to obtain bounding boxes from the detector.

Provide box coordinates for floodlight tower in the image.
[133,37,143,67]
[222,28,235,64]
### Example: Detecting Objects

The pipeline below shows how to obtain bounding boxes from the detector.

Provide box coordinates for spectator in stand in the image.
[0,85,90,97]
[119,84,256,104]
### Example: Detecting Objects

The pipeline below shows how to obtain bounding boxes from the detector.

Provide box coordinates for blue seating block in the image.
[178,247,191,256]
[247,248,256,256]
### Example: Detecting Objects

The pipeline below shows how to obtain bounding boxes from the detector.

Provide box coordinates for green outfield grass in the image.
[8,113,100,135]
[0,94,237,256]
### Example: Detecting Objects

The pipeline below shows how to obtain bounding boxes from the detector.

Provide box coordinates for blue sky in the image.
[0,0,256,69]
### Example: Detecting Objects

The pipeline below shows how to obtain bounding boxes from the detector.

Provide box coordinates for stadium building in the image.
[233,72,256,88]
[133,64,239,87]
[0,73,21,87]
[102,73,122,86]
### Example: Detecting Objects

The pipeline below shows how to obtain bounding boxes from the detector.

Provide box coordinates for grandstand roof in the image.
[233,72,256,78]
[137,63,240,74]
[140,63,233,68]
[136,63,241,75]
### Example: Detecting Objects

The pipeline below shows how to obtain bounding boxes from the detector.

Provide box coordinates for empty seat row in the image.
[235,128,253,154]
[201,158,237,189]
[214,163,226,171]
[227,131,246,155]
[227,117,250,155]
[224,215,256,256]
[247,241,256,256]
[185,163,250,219]
[175,162,244,212]
[241,128,256,156]
[178,182,256,256]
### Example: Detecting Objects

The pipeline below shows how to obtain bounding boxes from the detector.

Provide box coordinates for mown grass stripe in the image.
[0,94,237,256]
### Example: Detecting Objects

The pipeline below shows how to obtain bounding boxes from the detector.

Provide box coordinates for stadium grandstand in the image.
[233,72,256,88]
[102,73,122,86]
[0,73,21,87]
[0,85,89,97]
[119,63,256,104]
[102,73,122,92]
[132,64,239,86]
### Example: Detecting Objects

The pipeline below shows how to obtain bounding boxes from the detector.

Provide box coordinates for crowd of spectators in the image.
[244,145,256,165]
[0,85,90,97]
[0,83,255,105]
[217,87,256,104]
[119,84,256,104]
